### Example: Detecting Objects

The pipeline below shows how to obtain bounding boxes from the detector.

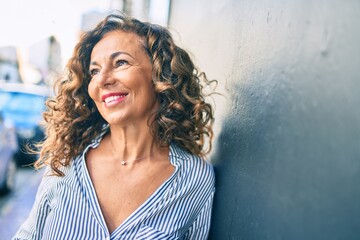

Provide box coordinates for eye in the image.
[89,68,99,77]
[115,59,128,67]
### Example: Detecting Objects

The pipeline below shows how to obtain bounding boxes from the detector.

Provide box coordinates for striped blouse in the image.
[13,130,215,240]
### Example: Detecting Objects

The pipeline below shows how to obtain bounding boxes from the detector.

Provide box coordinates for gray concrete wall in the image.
[169,1,360,239]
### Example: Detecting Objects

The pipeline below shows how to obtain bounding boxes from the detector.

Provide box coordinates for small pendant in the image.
[121,161,126,166]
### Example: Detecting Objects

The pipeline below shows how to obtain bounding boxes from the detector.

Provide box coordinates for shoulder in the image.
[41,160,78,191]
[169,143,215,194]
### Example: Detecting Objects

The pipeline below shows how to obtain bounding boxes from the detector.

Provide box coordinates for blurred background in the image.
[1,0,360,239]
[0,0,171,85]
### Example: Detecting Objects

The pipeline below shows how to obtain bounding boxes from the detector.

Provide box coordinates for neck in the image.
[108,122,159,163]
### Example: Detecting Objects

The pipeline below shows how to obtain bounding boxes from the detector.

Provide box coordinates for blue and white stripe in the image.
[13,131,215,240]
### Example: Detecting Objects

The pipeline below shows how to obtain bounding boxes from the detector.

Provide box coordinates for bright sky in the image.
[0,0,109,63]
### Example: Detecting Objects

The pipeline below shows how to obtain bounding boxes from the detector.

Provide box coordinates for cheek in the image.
[87,81,97,101]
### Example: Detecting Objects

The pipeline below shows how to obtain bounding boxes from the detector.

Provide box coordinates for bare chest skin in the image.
[86,145,174,234]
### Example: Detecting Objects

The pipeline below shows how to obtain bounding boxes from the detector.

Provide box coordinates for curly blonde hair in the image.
[34,14,215,176]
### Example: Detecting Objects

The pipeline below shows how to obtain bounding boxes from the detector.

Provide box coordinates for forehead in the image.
[91,30,146,59]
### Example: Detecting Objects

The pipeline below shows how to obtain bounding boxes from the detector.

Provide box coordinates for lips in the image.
[101,92,128,105]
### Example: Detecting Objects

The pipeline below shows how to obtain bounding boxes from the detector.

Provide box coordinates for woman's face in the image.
[88,30,158,126]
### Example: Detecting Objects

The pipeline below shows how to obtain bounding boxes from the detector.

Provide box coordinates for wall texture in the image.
[169,1,360,239]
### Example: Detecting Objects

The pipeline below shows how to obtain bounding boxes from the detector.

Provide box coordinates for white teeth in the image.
[104,95,125,103]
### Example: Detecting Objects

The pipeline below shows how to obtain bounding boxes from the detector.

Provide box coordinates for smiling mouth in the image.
[103,94,128,104]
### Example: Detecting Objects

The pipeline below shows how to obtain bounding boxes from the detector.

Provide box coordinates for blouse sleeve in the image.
[185,190,215,240]
[12,169,51,240]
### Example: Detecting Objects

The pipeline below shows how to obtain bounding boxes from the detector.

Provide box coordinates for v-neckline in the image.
[81,137,179,237]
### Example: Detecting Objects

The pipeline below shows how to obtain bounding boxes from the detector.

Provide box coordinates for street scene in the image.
[0,167,43,239]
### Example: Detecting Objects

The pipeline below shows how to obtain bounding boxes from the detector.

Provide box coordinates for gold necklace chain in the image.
[109,139,155,166]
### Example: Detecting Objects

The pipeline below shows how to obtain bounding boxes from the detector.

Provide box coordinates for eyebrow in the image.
[90,51,133,66]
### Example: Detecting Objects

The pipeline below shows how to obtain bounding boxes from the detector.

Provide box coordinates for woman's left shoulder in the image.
[170,143,215,187]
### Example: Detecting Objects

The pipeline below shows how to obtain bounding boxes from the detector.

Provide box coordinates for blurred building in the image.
[118,0,171,26]
[81,11,108,32]
[80,0,171,34]
[28,36,62,85]
[0,46,21,83]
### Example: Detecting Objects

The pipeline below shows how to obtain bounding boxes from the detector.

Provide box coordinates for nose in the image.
[96,69,116,88]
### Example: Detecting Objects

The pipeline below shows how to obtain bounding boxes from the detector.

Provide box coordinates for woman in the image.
[14,13,215,240]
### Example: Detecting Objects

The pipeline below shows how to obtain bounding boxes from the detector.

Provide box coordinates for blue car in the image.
[0,82,51,166]
[0,111,17,193]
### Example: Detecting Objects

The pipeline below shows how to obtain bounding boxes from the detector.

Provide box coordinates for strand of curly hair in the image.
[33,14,216,176]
